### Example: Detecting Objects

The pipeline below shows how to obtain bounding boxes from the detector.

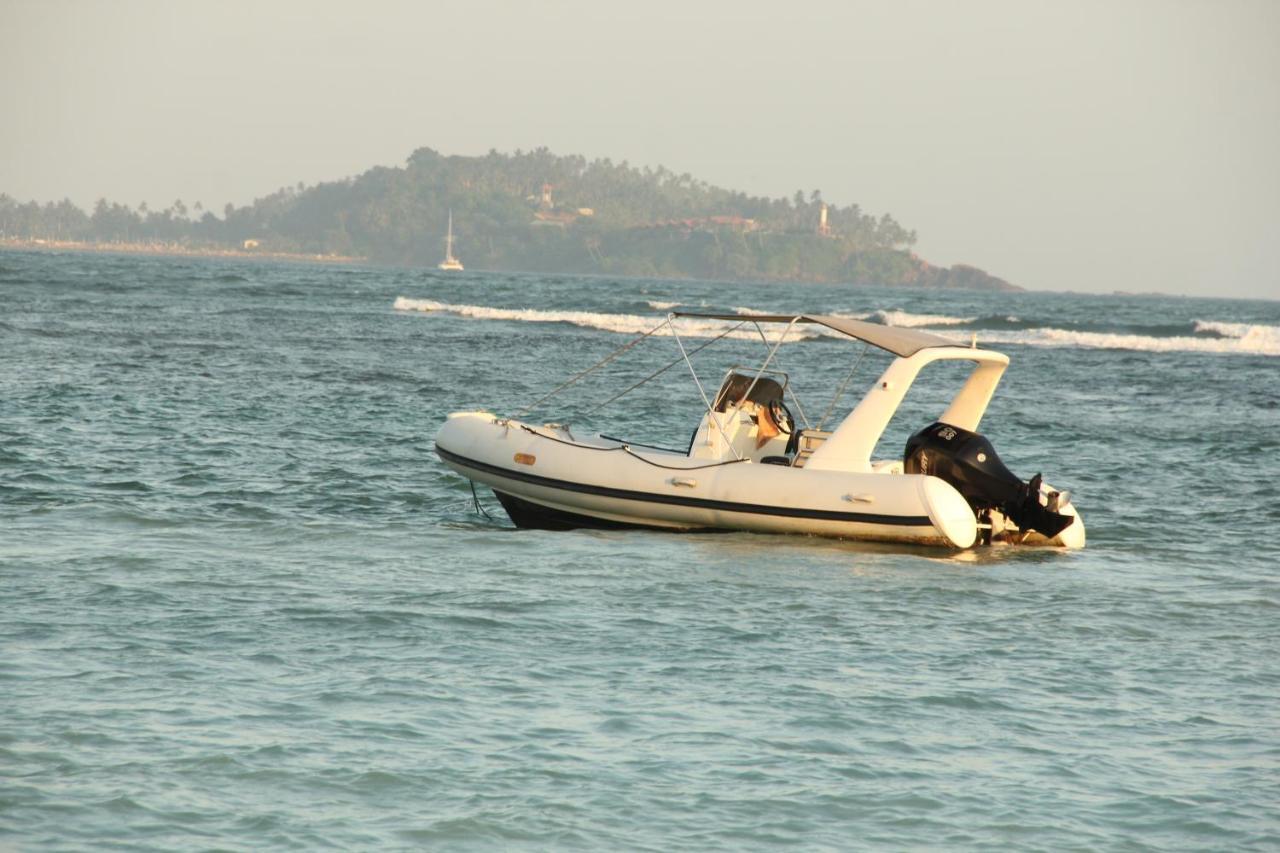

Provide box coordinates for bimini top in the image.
[672,311,962,358]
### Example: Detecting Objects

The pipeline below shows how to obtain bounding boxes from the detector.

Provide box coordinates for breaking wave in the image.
[1194,320,1262,339]
[646,299,681,310]
[976,324,1280,357]
[394,298,1279,357]
[849,310,1279,356]
[863,309,976,327]
[392,297,821,341]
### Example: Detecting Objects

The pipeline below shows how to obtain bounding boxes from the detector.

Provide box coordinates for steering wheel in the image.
[767,399,794,435]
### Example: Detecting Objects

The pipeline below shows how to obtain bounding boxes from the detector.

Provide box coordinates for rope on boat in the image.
[730,316,799,430]
[669,318,745,461]
[513,317,670,420]
[469,479,493,519]
[620,445,749,470]
[578,322,746,417]
[515,423,748,470]
[505,313,823,464]
[816,341,870,431]
[747,320,811,429]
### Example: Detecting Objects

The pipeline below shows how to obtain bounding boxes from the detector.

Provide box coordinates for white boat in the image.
[438,210,464,271]
[436,312,1084,549]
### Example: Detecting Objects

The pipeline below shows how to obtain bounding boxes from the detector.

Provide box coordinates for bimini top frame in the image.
[667,312,1012,472]
[512,310,1011,475]
[672,311,961,358]
[673,311,1015,472]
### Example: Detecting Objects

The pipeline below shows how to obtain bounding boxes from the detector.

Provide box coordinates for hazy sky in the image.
[3,0,1277,297]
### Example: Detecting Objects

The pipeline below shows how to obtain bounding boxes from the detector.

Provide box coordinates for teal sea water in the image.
[3,250,1279,849]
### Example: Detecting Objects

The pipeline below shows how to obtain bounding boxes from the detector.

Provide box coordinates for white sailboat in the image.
[438,210,464,271]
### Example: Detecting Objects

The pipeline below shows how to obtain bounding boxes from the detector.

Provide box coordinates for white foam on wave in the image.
[743,307,980,328]
[865,309,976,327]
[730,305,972,329]
[828,309,1278,356]
[863,312,1276,354]
[395,298,1279,357]
[646,299,680,310]
[393,297,818,341]
[1193,319,1268,340]
[974,326,1280,357]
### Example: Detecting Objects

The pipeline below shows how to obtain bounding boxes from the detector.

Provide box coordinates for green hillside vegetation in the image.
[0,147,1018,290]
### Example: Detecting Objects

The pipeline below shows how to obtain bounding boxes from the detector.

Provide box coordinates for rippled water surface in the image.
[3,251,1279,849]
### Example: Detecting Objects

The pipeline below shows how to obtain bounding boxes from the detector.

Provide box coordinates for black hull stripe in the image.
[494,490,699,532]
[437,444,934,528]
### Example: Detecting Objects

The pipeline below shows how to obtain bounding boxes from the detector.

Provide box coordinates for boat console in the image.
[690,370,796,462]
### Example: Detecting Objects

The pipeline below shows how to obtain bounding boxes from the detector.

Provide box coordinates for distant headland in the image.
[0,147,1019,291]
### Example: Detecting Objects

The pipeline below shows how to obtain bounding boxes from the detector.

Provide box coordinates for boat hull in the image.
[492,490,685,531]
[436,412,981,548]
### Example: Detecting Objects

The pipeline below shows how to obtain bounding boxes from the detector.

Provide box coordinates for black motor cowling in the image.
[904,421,1074,540]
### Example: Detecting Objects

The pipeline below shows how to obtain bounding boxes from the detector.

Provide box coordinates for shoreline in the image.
[1,238,1271,304]
[0,237,365,265]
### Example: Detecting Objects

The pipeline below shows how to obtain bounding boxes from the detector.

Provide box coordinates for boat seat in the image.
[712,373,784,412]
[791,429,832,468]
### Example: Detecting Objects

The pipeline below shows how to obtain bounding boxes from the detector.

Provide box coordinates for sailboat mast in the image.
[438,209,463,269]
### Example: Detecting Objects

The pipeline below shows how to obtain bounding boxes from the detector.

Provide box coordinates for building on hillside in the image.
[631,216,758,235]
[707,215,759,232]
[532,210,578,227]
[817,203,832,237]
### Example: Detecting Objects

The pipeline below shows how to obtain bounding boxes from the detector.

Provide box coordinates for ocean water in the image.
[2,249,1278,850]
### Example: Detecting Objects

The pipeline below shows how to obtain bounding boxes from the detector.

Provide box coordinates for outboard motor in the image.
[904,421,1074,540]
